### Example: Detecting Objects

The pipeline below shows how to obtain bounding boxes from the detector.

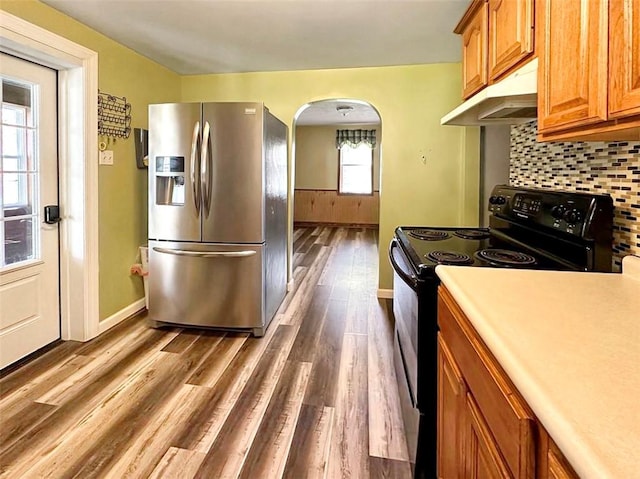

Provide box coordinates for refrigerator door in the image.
[201,102,265,244]
[149,103,202,242]
[148,240,264,331]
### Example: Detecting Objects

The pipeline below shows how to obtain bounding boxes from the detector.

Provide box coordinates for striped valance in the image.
[336,129,376,149]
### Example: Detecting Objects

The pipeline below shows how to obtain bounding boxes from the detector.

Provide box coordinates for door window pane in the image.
[2,103,26,126]
[4,217,34,265]
[2,79,39,268]
[2,81,32,125]
[3,172,36,208]
[2,124,35,171]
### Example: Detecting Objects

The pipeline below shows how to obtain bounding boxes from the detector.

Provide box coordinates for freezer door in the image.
[149,103,202,242]
[201,102,265,244]
[148,241,264,330]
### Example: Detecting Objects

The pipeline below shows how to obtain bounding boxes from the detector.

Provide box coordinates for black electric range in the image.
[389,185,614,478]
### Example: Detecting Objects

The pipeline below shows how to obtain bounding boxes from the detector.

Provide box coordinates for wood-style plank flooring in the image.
[0,227,411,478]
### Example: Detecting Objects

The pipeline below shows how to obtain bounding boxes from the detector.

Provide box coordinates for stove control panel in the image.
[488,185,613,240]
[513,194,542,215]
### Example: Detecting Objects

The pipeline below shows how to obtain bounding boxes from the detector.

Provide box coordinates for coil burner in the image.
[475,248,537,266]
[409,229,450,241]
[426,251,474,265]
[453,229,491,240]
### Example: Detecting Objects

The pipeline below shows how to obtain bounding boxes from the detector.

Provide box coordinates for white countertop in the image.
[436,256,640,479]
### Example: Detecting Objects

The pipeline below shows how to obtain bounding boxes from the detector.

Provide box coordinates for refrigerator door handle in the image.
[190,121,201,215]
[153,247,257,258]
[201,121,212,217]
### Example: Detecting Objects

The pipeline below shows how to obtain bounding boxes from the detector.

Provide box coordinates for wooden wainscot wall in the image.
[294,189,379,226]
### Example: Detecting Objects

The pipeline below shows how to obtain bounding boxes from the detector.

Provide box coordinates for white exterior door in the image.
[1,53,59,369]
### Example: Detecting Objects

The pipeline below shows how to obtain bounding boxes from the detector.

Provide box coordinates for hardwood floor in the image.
[0,227,411,479]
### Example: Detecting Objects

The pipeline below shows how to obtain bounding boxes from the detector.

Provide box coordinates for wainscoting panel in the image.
[294,190,379,226]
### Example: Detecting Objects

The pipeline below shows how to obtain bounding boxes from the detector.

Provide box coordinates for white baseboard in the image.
[377,288,393,299]
[98,298,146,335]
[287,279,294,292]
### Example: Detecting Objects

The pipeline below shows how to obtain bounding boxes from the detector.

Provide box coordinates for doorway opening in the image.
[292,99,382,230]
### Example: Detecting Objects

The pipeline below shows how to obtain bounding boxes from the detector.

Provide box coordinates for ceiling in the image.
[296,100,381,126]
[41,0,468,76]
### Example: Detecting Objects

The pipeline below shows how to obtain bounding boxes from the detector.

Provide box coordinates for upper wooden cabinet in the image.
[456,0,535,100]
[488,0,535,81]
[537,0,640,141]
[609,0,640,119]
[537,0,609,133]
[458,0,489,99]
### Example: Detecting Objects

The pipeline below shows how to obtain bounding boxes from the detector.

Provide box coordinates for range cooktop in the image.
[395,226,567,277]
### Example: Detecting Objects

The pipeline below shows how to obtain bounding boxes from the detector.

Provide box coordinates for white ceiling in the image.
[296,99,381,126]
[41,0,468,75]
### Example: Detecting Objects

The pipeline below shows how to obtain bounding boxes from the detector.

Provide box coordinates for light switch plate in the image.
[99,150,114,165]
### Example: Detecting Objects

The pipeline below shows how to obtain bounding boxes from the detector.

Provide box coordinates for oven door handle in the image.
[389,239,418,290]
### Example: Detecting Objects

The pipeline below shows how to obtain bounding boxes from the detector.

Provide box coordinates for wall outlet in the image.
[99,150,114,165]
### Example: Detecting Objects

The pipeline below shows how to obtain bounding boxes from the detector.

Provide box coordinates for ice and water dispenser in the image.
[155,156,185,205]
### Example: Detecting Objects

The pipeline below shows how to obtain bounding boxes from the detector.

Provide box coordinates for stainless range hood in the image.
[441,58,538,126]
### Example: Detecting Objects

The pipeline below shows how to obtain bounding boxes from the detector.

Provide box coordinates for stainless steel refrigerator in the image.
[148,102,288,337]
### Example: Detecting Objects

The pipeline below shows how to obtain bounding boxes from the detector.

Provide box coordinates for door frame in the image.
[1,11,99,341]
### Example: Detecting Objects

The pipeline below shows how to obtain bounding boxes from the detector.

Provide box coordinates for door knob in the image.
[44,205,61,224]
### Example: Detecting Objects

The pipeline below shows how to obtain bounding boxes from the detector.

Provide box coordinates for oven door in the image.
[389,239,420,466]
[389,239,419,405]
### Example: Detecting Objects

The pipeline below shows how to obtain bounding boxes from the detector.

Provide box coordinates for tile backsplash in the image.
[510,120,640,270]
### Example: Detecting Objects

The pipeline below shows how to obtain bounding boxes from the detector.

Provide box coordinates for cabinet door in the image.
[462,2,489,99]
[548,450,577,479]
[437,334,466,478]
[538,428,580,479]
[488,0,535,82]
[464,393,512,478]
[609,0,640,118]
[537,0,609,132]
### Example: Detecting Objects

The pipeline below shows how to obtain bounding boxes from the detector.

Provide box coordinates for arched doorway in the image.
[292,99,382,230]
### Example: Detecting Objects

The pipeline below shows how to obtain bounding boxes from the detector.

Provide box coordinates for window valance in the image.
[336,129,376,149]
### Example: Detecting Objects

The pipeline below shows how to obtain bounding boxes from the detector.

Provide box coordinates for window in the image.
[338,143,373,194]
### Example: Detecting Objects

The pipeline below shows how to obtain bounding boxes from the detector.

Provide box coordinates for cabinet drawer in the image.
[438,286,535,477]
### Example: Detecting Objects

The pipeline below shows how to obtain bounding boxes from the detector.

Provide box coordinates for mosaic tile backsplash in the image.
[510,120,640,271]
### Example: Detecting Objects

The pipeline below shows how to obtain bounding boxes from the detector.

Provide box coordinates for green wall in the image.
[2,0,480,304]
[181,65,479,289]
[1,1,181,319]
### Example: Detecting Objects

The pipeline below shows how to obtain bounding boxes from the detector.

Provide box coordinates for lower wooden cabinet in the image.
[437,286,579,479]
[537,428,580,479]
[437,335,465,478]
[464,392,512,478]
